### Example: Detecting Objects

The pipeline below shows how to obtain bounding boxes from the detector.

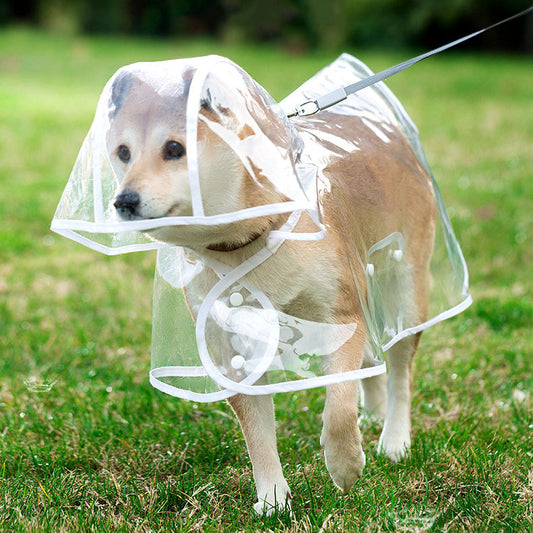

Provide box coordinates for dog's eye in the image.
[163,140,185,161]
[117,144,131,163]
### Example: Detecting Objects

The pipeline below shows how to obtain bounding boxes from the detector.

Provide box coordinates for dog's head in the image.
[106,59,301,249]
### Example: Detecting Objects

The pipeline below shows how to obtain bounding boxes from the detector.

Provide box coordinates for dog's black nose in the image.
[114,190,140,218]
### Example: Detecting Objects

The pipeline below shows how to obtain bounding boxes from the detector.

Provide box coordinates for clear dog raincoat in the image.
[52,54,472,402]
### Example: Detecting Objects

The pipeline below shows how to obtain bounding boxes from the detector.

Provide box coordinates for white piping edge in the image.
[186,59,211,217]
[149,361,387,402]
[382,293,473,352]
[49,227,165,255]
[51,203,324,256]
[51,200,313,233]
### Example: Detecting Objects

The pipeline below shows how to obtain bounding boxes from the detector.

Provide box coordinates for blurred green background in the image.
[2,0,533,52]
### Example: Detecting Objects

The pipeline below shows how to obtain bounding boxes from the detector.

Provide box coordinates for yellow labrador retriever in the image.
[108,61,435,514]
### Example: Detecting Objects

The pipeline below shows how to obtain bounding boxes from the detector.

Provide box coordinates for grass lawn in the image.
[0,27,531,531]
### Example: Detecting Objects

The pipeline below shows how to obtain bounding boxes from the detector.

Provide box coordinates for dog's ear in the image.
[182,66,195,83]
[200,88,215,114]
[108,70,135,119]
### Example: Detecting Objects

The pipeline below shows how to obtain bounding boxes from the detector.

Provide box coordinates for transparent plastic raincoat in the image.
[52,54,471,402]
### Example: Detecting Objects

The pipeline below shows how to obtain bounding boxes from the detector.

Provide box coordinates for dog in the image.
[107,59,436,514]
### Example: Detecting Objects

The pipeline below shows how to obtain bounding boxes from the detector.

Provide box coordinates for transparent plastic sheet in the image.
[51,53,471,401]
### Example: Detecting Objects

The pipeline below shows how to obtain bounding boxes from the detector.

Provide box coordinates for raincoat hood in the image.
[51,55,320,254]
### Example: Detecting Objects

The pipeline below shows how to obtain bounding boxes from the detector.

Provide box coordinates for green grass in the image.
[1,26,532,531]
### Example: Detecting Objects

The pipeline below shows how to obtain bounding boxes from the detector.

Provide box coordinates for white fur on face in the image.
[196,137,245,217]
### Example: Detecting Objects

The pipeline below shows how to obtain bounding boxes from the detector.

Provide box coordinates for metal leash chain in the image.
[287,6,533,118]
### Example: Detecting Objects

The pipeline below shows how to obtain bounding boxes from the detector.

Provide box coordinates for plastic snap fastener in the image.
[231,355,246,370]
[280,325,294,341]
[229,292,244,306]
[366,263,375,277]
[393,249,403,262]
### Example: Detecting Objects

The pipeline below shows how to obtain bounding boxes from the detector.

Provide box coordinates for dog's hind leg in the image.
[320,332,366,492]
[227,393,290,515]
[378,263,430,461]
[360,343,387,422]
[377,332,421,461]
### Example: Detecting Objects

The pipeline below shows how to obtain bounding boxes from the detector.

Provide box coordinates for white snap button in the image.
[229,292,244,306]
[366,263,375,277]
[393,249,403,262]
[280,325,294,341]
[231,355,246,370]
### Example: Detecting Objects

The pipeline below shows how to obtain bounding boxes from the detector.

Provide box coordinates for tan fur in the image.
[109,72,435,515]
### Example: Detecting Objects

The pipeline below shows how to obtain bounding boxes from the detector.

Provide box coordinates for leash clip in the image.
[287,100,319,118]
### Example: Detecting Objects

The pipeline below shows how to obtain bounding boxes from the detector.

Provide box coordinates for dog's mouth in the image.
[158,202,183,218]
[115,210,142,221]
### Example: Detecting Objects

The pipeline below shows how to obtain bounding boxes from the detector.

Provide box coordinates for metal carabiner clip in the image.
[287,100,320,118]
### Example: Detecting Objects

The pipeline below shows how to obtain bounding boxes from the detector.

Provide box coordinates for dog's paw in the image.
[253,484,291,516]
[378,429,411,462]
[322,439,366,492]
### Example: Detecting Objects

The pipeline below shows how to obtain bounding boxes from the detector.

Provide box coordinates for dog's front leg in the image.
[320,334,366,492]
[227,393,290,515]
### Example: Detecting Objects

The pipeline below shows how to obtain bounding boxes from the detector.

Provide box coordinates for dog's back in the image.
[293,113,435,325]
